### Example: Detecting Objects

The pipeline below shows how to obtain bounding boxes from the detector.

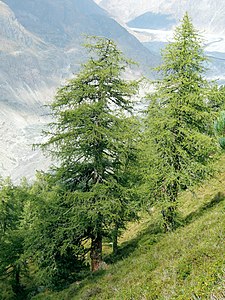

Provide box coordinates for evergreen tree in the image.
[144,14,219,230]
[214,109,225,149]
[40,36,139,271]
[0,178,29,298]
[24,172,89,289]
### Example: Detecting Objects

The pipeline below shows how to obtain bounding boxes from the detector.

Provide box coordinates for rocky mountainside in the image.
[96,0,225,83]
[0,0,157,181]
[97,0,225,34]
[3,0,153,57]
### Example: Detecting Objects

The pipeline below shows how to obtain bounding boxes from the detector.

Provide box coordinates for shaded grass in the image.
[183,191,224,225]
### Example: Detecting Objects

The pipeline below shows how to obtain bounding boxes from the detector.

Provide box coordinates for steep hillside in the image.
[97,0,225,35]
[32,158,225,299]
[96,0,225,84]
[0,0,157,181]
[3,0,157,70]
[0,1,54,180]
[127,12,176,30]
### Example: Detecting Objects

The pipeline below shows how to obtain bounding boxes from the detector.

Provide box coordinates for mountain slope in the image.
[0,1,54,180]
[127,12,176,30]
[3,0,157,68]
[97,0,225,35]
[0,0,157,181]
[96,0,225,84]
[32,157,225,299]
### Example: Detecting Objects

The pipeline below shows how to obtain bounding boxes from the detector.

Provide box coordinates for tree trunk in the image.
[112,224,118,255]
[162,183,179,231]
[12,265,21,295]
[90,233,102,272]
[161,205,177,231]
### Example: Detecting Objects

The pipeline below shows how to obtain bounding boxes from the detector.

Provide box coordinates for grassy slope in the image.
[34,159,225,300]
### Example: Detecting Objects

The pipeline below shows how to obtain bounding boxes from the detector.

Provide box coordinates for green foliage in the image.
[35,36,140,274]
[0,178,30,299]
[32,156,225,300]
[24,172,89,289]
[143,13,221,230]
[214,110,225,149]
[0,178,22,235]
[1,21,225,300]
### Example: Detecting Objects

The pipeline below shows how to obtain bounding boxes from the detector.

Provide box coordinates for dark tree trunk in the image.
[112,224,118,255]
[161,205,177,231]
[90,232,102,272]
[12,265,21,296]
[162,183,178,231]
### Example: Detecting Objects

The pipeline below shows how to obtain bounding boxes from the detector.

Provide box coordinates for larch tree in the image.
[0,178,29,298]
[40,36,140,271]
[23,172,89,288]
[215,109,225,149]
[144,13,220,230]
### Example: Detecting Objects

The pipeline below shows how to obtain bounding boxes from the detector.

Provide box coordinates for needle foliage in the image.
[143,13,221,230]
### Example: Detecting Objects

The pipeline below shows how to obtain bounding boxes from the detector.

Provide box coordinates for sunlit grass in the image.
[33,156,225,300]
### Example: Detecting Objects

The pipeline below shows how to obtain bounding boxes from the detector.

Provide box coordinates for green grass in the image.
[33,160,225,300]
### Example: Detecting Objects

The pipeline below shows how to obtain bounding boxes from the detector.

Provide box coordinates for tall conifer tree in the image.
[144,14,219,230]
[41,36,139,271]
